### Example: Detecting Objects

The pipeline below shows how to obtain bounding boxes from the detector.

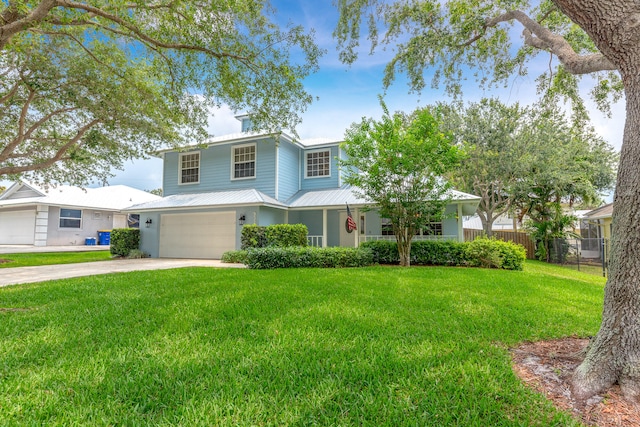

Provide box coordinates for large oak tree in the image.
[336,0,640,401]
[0,1,322,185]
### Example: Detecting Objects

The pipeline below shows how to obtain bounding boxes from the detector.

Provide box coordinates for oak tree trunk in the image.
[551,0,640,401]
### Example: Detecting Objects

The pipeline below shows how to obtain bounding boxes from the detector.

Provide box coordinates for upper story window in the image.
[232,144,256,179]
[306,149,330,178]
[179,152,200,184]
[60,208,82,229]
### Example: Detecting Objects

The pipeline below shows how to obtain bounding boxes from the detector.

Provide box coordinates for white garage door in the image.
[0,210,36,244]
[159,212,236,259]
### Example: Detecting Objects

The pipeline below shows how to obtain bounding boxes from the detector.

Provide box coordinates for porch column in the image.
[457,203,464,242]
[354,207,360,247]
[322,208,327,248]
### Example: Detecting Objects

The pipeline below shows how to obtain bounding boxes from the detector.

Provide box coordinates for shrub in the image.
[221,250,248,264]
[241,223,309,249]
[110,228,140,257]
[465,237,526,270]
[359,241,399,264]
[126,249,149,259]
[360,240,467,266]
[411,240,468,266]
[245,246,373,269]
[264,223,308,247]
[241,224,267,249]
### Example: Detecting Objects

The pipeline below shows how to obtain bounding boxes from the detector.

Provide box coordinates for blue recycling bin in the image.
[97,230,111,245]
[85,237,96,246]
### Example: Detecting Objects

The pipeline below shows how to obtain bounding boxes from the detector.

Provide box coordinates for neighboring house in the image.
[0,181,161,246]
[463,212,521,232]
[579,203,613,259]
[127,115,481,259]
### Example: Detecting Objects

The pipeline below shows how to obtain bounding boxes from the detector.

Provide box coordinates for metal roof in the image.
[582,203,613,220]
[0,181,161,211]
[286,185,480,210]
[287,186,369,209]
[126,188,287,211]
[124,185,481,212]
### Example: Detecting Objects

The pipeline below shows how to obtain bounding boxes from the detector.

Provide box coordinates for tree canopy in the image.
[0,1,322,185]
[340,101,461,266]
[442,98,617,237]
[336,0,640,402]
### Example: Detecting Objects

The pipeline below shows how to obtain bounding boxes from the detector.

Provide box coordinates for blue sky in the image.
[3,2,625,193]
[105,0,625,193]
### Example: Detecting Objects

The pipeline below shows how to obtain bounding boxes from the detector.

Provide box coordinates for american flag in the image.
[346,203,357,232]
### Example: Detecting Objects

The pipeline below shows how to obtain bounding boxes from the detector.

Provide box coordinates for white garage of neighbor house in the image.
[0,181,161,246]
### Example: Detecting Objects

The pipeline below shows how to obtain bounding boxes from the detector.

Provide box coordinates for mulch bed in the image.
[511,337,640,426]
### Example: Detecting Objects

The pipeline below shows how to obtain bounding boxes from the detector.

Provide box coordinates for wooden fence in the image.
[463,229,537,260]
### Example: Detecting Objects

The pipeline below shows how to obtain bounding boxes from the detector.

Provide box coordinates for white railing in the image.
[361,235,458,242]
[307,235,323,247]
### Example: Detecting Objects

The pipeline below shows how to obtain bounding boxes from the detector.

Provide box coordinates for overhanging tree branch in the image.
[0,118,101,175]
[465,9,617,74]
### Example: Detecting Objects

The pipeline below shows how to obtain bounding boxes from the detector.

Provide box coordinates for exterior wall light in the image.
[145,218,153,228]
[238,214,246,226]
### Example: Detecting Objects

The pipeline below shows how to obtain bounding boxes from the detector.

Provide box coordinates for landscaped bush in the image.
[465,237,527,270]
[110,228,140,257]
[359,240,399,264]
[263,223,308,247]
[361,238,525,270]
[126,249,149,259]
[221,250,248,264]
[241,224,308,249]
[245,246,373,269]
[360,240,467,266]
[410,240,468,266]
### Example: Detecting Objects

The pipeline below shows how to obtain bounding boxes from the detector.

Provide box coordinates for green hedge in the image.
[110,228,140,257]
[241,224,308,249]
[221,250,249,264]
[245,246,374,269]
[360,238,526,270]
[361,240,468,266]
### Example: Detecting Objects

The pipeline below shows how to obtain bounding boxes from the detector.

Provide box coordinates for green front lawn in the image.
[0,263,604,426]
[0,251,112,268]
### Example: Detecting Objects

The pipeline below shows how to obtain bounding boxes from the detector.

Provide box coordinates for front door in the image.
[339,211,357,247]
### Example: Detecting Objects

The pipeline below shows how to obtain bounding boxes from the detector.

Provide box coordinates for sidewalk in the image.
[0,258,245,288]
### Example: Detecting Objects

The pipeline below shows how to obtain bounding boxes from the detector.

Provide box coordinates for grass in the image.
[0,251,112,268]
[0,262,605,426]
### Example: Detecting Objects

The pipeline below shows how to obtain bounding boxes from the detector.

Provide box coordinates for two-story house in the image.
[127,115,480,259]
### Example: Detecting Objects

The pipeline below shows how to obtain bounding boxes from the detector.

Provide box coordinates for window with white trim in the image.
[381,218,394,236]
[420,222,443,236]
[306,149,330,178]
[233,144,256,179]
[60,208,82,228]
[179,152,200,184]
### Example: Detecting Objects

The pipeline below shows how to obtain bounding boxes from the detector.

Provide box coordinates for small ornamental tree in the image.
[340,101,462,266]
[335,0,637,399]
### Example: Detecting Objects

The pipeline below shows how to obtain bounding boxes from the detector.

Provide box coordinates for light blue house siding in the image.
[162,138,277,198]
[257,207,287,226]
[300,146,341,191]
[277,141,300,201]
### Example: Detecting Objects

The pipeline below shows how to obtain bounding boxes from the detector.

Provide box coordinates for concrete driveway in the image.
[0,250,245,288]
